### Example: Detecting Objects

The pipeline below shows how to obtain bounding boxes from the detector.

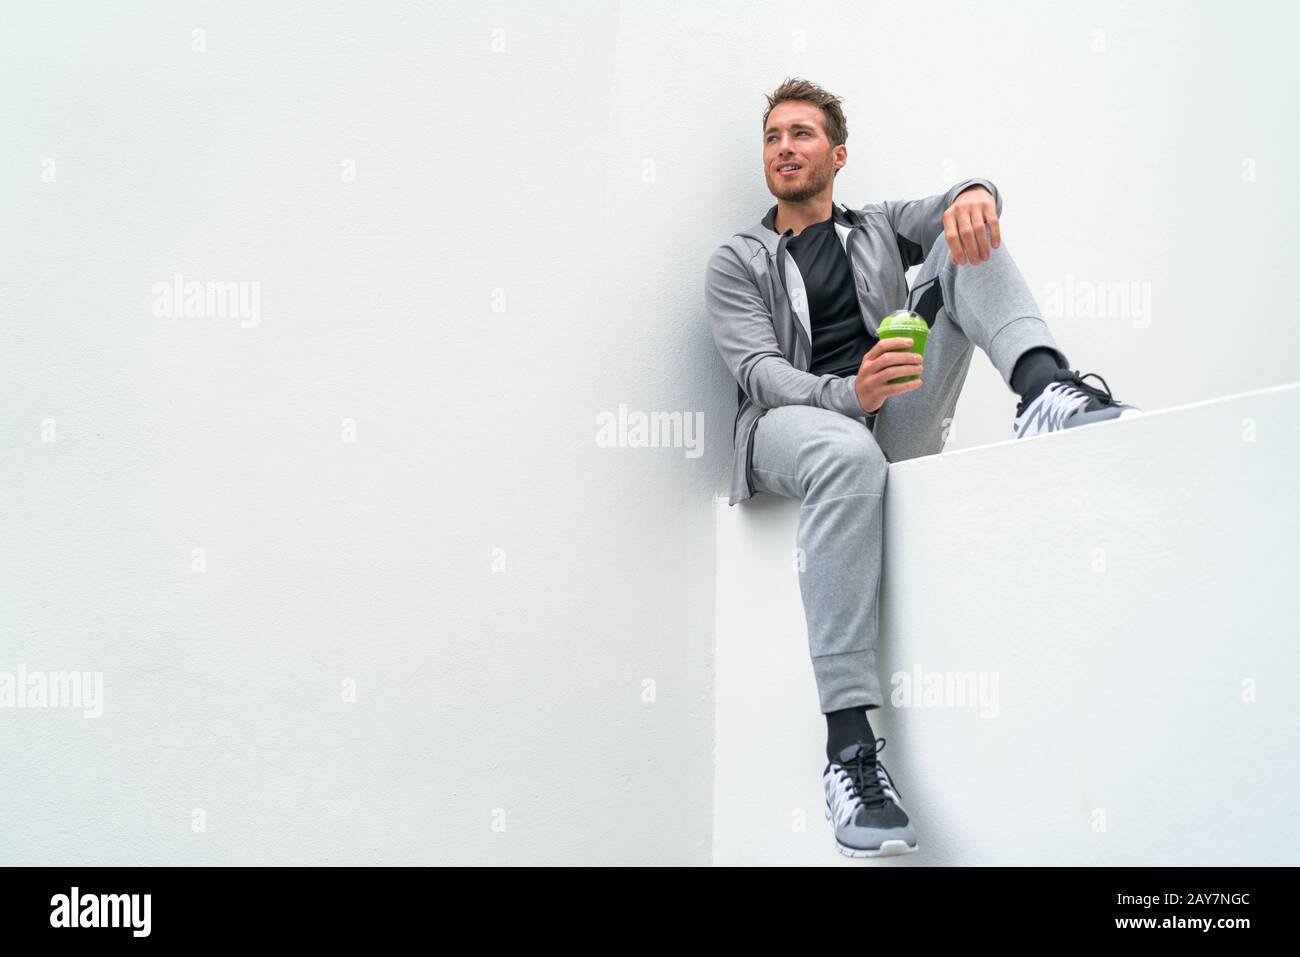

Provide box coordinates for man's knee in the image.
[913,232,1015,325]
[798,419,888,490]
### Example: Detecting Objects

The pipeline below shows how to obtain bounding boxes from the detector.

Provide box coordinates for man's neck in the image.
[774,198,834,238]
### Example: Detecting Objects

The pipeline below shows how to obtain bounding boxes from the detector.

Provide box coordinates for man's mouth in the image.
[776,163,803,177]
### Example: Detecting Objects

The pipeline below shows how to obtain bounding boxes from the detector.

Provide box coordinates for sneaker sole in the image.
[1015,405,1144,439]
[824,805,918,858]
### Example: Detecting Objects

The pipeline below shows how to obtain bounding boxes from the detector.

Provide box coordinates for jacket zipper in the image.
[845,225,875,336]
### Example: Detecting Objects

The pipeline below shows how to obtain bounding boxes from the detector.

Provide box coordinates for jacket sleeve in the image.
[882,178,1003,268]
[704,244,870,420]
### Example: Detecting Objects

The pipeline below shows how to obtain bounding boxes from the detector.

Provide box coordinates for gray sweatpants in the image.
[749,232,1068,713]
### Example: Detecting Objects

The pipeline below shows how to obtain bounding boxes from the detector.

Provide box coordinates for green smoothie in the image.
[875,310,929,384]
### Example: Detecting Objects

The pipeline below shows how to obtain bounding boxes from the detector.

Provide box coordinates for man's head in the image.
[761,77,848,204]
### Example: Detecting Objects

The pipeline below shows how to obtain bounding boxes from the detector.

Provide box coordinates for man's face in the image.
[762,101,844,204]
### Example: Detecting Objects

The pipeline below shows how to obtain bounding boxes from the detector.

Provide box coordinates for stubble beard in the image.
[770,155,835,203]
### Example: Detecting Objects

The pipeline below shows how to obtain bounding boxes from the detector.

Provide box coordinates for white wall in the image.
[716,385,1300,865]
[1,1,1297,865]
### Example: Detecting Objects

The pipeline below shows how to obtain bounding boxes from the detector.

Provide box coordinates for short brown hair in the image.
[762,77,848,149]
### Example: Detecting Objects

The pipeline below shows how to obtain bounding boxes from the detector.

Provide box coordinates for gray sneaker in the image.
[822,737,918,858]
[1013,369,1143,438]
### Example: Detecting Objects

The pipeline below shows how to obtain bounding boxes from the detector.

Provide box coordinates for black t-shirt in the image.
[784,215,877,378]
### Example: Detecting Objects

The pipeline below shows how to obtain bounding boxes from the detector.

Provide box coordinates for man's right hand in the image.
[853,338,925,415]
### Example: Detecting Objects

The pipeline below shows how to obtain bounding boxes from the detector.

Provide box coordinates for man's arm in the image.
[882,178,1003,268]
[704,245,870,419]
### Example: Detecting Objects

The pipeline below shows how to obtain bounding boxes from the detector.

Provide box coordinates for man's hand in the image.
[942,185,1001,266]
[853,338,924,414]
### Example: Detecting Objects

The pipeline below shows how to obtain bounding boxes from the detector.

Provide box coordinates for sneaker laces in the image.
[835,737,901,812]
[1058,370,1116,408]
[1019,370,1115,425]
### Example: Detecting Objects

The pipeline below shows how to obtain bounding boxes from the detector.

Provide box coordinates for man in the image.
[703,77,1141,859]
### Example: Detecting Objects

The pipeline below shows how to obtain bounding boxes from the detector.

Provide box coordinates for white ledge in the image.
[714,382,1300,865]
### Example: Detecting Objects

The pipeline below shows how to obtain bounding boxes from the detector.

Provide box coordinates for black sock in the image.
[1011,347,1067,410]
[825,705,875,762]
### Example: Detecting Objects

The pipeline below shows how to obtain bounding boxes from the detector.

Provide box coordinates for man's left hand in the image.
[943,185,1000,266]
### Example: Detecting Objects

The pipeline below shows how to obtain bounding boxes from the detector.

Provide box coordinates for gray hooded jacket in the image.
[703,177,1002,505]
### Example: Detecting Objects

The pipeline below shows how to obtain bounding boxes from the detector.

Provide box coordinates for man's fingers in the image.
[862,377,924,413]
[943,209,963,264]
[865,336,914,359]
[952,209,972,264]
[876,351,923,370]
[957,210,980,265]
[947,198,1004,263]
[972,208,987,261]
[867,359,923,386]
[878,371,930,390]
[865,349,923,373]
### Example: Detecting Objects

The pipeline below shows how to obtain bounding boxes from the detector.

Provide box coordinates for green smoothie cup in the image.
[875,309,929,384]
